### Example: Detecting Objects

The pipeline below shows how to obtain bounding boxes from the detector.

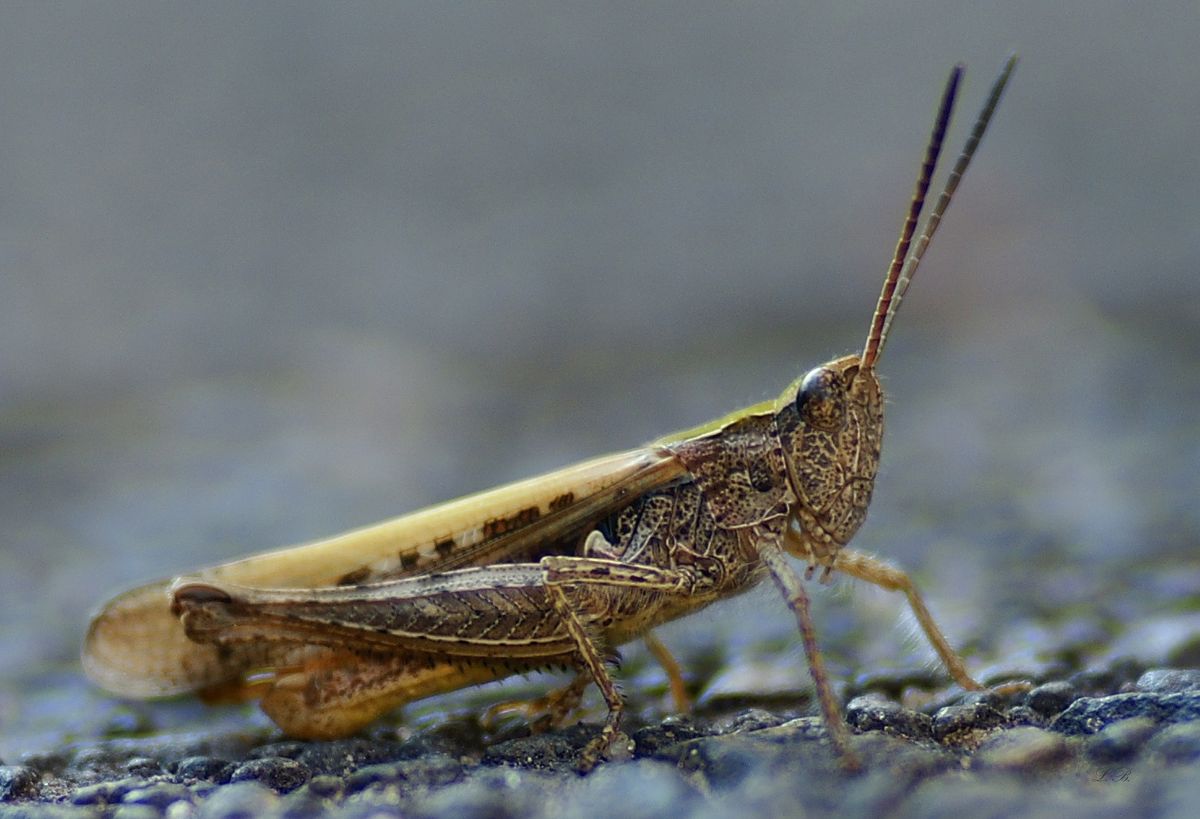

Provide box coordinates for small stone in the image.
[280,790,328,817]
[228,757,311,793]
[108,777,153,803]
[418,774,541,819]
[1136,668,1200,694]
[1068,664,1142,698]
[344,763,401,794]
[482,723,596,770]
[713,708,788,734]
[195,780,279,818]
[391,755,464,789]
[1053,695,1137,735]
[571,759,702,819]
[304,774,345,798]
[121,783,194,810]
[1145,722,1200,763]
[674,734,796,788]
[70,776,145,806]
[124,757,165,778]
[1085,716,1159,763]
[1004,705,1046,728]
[957,690,1001,709]
[189,782,218,800]
[932,702,1006,745]
[1026,681,1078,716]
[1051,691,1200,736]
[292,737,410,776]
[72,782,118,805]
[175,756,231,782]
[631,719,705,757]
[846,694,933,741]
[973,726,1073,771]
[18,750,70,775]
[0,765,40,801]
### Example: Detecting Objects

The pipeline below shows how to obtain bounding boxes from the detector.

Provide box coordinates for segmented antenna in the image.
[862,55,1017,370]
[861,64,961,371]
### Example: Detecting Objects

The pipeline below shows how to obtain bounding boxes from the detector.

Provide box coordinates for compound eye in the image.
[795,368,846,431]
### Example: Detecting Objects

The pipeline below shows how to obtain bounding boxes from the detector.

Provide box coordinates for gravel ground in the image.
[4,663,1200,817]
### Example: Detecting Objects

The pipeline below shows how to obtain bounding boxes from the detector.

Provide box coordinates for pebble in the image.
[75,773,151,802]
[1068,662,1143,698]
[122,782,195,810]
[175,756,233,782]
[227,756,310,793]
[896,772,1113,819]
[482,724,595,770]
[846,694,934,741]
[1026,680,1079,716]
[1145,722,1200,763]
[1085,717,1159,763]
[972,726,1073,771]
[932,702,1006,745]
[125,756,165,778]
[573,759,703,819]
[1051,691,1200,736]
[0,764,40,801]
[195,780,279,819]
[302,774,344,799]
[631,717,705,757]
[1003,705,1047,728]
[72,781,118,805]
[343,762,401,794]
[712,708,789,734]
[1136,668,1200,694]
[18,750,70,776]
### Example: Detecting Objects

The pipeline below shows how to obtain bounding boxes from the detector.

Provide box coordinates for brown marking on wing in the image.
[482,506,541,540]
[337,567,372,586]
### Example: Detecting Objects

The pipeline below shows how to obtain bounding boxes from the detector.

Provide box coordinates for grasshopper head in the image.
[775,354,883,557]
[770,55,1015,564]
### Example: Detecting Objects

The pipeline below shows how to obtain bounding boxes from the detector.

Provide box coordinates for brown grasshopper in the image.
[83,57,1016,771]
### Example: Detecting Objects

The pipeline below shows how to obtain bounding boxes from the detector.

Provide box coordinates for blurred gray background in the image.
[2,2,1198,758]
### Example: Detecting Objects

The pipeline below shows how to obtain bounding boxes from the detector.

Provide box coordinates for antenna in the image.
[862,55,1017,370]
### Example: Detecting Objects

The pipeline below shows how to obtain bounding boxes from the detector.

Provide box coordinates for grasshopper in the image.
[84,57,1016,771]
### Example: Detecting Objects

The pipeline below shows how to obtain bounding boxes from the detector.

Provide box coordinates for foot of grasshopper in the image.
[482,630,691,732]
[482,671,591,733]
[545,584,624,772]
[85,57,1017,775]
